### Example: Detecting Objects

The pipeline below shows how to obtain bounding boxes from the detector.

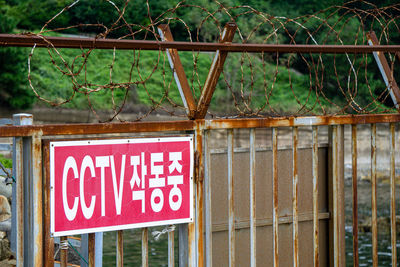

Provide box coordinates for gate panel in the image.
[208,128,331,267]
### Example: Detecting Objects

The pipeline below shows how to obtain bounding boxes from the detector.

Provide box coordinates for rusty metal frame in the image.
[158,24,197,119]
[195,23,237,119]
[2,33,400,53]
[3,113,400,137]
[367,31,400,109]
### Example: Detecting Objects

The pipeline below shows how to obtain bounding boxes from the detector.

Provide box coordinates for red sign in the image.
[50,137,193,236]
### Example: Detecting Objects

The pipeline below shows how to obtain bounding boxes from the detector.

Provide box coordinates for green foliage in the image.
[0,1,35,109]
[0,155,12,169]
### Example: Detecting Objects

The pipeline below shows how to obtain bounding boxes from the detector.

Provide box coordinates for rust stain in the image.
[195,125,204,267]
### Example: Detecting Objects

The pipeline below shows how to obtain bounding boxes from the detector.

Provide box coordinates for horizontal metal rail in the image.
[1,34,400,53]
[2,113,400,137]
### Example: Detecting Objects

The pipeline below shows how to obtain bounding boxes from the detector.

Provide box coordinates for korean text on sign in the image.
[50,137,193,236]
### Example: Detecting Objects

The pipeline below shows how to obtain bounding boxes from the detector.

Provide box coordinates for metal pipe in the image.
[204,130,212,267]
[249,128,256,267]
[32,133,43,267]
[168,229,175,267]
[292,127,299,267]
[227,129,235,267]
[116,230,123,267]
[142,228,148,267]
[1,34,400,53]
[312,126,319,267]
[88,233,95,267]
[371,124,378,267]
[272,128,279,267]
[60,236,67,267]
[390,123,396,267]
[351,125,359,267]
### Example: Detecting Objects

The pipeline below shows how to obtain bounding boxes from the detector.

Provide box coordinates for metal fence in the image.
[1,1,400,265]
[0,114,399,266]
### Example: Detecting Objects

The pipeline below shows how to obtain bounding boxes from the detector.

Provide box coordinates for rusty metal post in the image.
[371,124,378,267]
[292,127,299,267]
[204,130,212,267]
[195,23,237,119]
[367,31,400,109]
[11,114,32,267]
[390,123,396,267]
[158,24,197,119]
[168,229,175,267]
[272,128,279,267]
[249,128,256,267]
[351,125,359,267]
[32,132,43,267]
[312,126,319,267]
[328,125,345,267]
[227,129,235,267]
[192,123,205,267]
[88,233,95,267]
[60,236,68,267]
[142,228,148,267]
[117,230,123,267]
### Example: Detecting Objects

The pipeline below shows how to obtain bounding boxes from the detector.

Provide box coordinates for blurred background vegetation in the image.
[0,0,399,115]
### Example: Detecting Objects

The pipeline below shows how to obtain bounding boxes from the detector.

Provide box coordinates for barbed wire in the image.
[24,0,400,121]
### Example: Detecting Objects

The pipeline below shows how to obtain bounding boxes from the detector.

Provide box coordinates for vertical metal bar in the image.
[312,126,319,267]
[390,123,396,267]
[332,126,339,267]
[194,124,205,267]
[195,23,237,119]
[371,124,378,267]
[367,31,400,109]
[168,229,175,267]
[249,128,256,267]
[272,128,279,267]
[227,129,235,267]
[352,125,359,267]
[292,127,299,267]
[14,138,23,267]
[179,224,188,267]
[142,228,148,267]
[95,232,103,266]
[116,230,123,267]
[81,234,88,266]
[60,236,68,267]
[32,133,43,267]
[157,24,196,118]
[43,141,54,267]
[204,130,212,267]
[12,114,32,267]
[88,233,95,267]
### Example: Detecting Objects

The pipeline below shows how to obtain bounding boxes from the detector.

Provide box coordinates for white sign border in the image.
[50,136,194,237]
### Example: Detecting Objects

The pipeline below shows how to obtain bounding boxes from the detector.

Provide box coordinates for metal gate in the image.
[1,113,400,266]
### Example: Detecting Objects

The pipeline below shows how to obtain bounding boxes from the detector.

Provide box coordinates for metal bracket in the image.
[367,31,400,110]
[195,22,237,119]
